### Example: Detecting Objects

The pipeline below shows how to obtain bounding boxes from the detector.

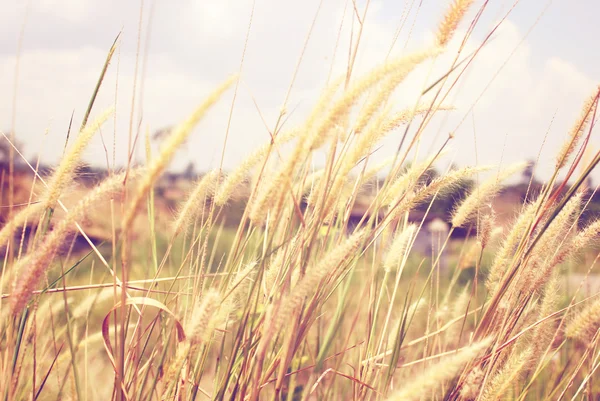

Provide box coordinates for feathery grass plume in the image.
[299,169,326,207]
[313,158,391,210]
[556,87,600,169]
[532,219,600,287]
[486,197,541,292]
[42,107,114,208]
[352,57,440,135]
[0,109,114,250]
[306,158,387,214]
[479,347,532,401]
[172,169,219,235]
[263,236,299,296]
[344,106,392,170]
[10,170,136,315]
[214,128,299,206]
[186,289,221,346]
[122,75,236,230]
[529,272,560,368]
[326,180,359,222]
[268,229,367,337]
[518,192,582,295]
[436,0,476,48]
[380,104,454,134]
[248,51,440,226]
[310,48,441,150]
[388,165,490,222]
[246,88,340,226]
[164,345,189,391]
[0,202,44,249]
[320,108,391,217]
[165,289,221,389]
[247,167,287,226]
[460,367,484,400]
[478,210,496,248]
[383,224,416,272]
[385,338,491,401]
[452,162,526,228]
[571,218,600,251]
[382,152,446,205]
[565,296,600,344]
[224,261,257,310]
[300,74,345,151]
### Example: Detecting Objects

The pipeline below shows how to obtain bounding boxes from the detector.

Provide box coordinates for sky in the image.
[0,0,599,181]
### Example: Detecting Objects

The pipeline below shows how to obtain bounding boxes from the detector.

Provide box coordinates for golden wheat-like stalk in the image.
[263,236,299,296]
[383,224,416,272]
[0,202,44,250]
[0,109,113,250]
[214,128,299,206]
[352,61,439,135]
[479,347,532,401]
[122,75,236,231]
[436,0,476,48]
[224,261,257,310]
[556,86,599,169]
[248,50,441,226]
[460,367,484,400]
[382,152,447,205]
[572,219,600,250]
[478,210,497,249]
[388,165,490,223]
[165,289,221,390]
[311,49,440,151]
[565,297,600,344]
[386,338,490,401]
[172,169,219,235]
[528,273,560,367]
[268,229,366,338]
[380,104,454,134]
[43,108,114,208]
[518,192,582,295]
[10,170,135,315]
[452,162,526,228]
[485,196,541,293]
[186,289,221,346]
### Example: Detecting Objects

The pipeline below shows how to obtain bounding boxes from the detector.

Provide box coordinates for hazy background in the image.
[1,0,598,180]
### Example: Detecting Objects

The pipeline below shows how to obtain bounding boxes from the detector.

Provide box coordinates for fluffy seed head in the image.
[452,162,526,228]
[43,107,114,208]
[386,338,491,401]
[10,170,135,315]
[123,75,236,230]
[214,128,299,206]
[436,0,476,47]
[556,86,600,169]
[389,165,491,222]
[383,224,416,272]
[270,229,367,335]
[566,297,600,344]
[486,197,541,293]
[186,289,221,346]
[479,347,532,401]
[173,170,219,235]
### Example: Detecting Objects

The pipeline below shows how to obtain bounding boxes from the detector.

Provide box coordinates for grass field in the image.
[2,1,600,400]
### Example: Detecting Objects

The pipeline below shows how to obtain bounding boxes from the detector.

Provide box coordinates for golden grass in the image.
[1,2,600,400]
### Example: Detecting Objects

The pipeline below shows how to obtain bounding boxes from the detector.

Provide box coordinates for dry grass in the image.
[1,2,600,401]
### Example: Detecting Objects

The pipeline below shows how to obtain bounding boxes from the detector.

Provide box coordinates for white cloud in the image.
[0,0,597,181]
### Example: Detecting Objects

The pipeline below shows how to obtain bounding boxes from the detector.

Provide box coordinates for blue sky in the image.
[1,0,598,181]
